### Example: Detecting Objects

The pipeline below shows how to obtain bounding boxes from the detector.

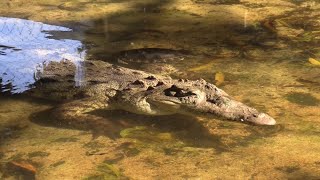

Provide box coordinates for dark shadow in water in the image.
[0,123,28,147]
[52,0,278,66]
[274,165,320,180]
[30,108,229,152]
[29,106,283,154]
[0,160,37,180]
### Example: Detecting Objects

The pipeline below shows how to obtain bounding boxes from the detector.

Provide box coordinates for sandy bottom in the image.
[1,0,320,179]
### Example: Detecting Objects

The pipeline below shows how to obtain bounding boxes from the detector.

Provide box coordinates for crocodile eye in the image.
[164,85,196,97]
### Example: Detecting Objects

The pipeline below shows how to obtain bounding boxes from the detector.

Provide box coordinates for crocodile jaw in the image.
[189,100,277,125]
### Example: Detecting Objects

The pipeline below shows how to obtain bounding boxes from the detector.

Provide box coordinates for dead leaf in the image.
[215,72,225,86]
[308,58,320,66]
[9,161,37,174]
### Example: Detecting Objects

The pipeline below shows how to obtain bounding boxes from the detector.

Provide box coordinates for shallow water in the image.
[0,0,320,179]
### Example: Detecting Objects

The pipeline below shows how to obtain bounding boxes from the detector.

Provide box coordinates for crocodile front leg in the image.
[51,98,123,138]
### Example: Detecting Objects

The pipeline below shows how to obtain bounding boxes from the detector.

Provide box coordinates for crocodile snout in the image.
[249,113,276,125]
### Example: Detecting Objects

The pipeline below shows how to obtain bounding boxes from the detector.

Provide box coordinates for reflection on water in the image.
[0,17,85,93]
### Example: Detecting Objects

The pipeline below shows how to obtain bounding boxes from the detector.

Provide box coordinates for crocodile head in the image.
[146,79,276,125]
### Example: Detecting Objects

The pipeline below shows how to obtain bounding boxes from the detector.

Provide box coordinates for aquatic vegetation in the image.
[98,163,121,178]
[119,126,147,138]
[120,126,176,144]
[84,162,127,180]
[299,32,317,42]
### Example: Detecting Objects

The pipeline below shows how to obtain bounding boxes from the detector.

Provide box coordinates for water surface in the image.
[0,0,320,179]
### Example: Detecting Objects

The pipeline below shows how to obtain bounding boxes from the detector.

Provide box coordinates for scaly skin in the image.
[34,60,276,132]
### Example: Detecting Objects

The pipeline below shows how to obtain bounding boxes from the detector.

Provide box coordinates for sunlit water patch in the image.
[0,17,85,93]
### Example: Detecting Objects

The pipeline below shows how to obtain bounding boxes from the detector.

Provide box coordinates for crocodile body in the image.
[33,60,276,135]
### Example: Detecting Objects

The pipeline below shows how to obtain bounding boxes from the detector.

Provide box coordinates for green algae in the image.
[285,92,319,106]
[84,162,128,180]
[98,163,121,178]
[120,126,175,142]
[119,126,147,138]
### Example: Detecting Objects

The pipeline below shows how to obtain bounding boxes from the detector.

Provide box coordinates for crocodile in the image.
[33,60,276,135]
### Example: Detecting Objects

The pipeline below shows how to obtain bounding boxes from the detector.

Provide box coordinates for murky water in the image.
[0,0,320,179]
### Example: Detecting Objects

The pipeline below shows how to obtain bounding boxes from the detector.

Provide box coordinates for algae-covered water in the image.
[0,0,320,179]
